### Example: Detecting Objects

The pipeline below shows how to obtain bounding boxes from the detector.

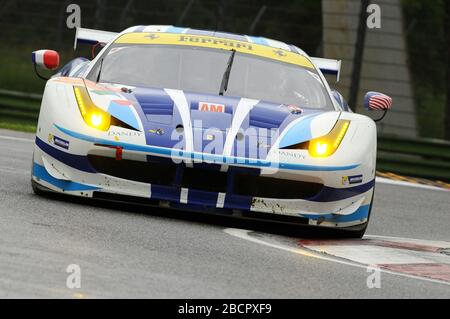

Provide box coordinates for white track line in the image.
[224,228,450,286]
[0,135,33,143]
[376,177,448,192]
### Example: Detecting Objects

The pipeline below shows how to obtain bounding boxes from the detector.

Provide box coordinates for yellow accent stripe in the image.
[114,32,314,69]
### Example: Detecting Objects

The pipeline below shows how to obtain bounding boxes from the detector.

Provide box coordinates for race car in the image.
[30,25,393,238]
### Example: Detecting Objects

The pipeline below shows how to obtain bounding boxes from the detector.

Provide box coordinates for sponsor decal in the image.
[273,49,287,57]
[108,131,142,137]
[278,150,306,160]
[48,134,69,150]
[342,176,349,185]
[178,35,253,51]
[342,174,363,185]
[198,102,225,113]
[145,34,160,40]
[149,128,165,136]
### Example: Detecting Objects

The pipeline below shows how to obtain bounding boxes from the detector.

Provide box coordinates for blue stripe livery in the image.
[108,101,140,130]
[35,137,96,173]
[301,205,370,223]
[54,124,359,171]
[310,180,375,202]
[278,114,318,148]
[33,163,99,191]
[187,189,219,207]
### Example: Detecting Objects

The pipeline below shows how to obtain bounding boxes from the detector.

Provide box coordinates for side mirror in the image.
[32,50,60,80]
[364,92,392,122]
[32,50,60,70]
[364,92,393,111]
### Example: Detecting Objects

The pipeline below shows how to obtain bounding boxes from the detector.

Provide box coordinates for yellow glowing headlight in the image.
[310,141,329,157]
[308,120,350,158]
[73,86,111,131]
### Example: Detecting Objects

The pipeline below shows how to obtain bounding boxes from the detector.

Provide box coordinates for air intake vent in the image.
[249,103,289,129]
[134,88,174,116]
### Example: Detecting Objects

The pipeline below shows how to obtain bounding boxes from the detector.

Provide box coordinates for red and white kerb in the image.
[32,50,60,70]
[299,237,450,283]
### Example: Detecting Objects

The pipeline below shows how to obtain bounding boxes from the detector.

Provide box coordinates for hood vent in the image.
[249,103,291,129]
[134,88,174,124]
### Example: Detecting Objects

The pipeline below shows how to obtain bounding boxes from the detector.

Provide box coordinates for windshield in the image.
[87,44,334,110]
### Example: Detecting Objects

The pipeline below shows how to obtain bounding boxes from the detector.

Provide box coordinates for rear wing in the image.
[311,57,342,82]
[74,27,118,50]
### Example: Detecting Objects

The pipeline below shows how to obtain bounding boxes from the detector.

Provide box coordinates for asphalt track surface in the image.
[0,129,449,298]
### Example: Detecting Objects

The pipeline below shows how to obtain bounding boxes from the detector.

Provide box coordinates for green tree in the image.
[402,0,447,139]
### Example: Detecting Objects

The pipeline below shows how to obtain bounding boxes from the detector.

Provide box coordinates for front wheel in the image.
[333,190,375,239]
[341,221,369,239]
[31,179,46,195]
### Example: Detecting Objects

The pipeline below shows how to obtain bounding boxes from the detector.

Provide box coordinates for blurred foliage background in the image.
[402,0,447,139]
[0,0,322,94]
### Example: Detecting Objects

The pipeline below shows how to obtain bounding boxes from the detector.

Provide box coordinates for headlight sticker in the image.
[342,174,363,186]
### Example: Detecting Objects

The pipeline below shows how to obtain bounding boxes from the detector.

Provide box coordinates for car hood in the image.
[86,82,339,158]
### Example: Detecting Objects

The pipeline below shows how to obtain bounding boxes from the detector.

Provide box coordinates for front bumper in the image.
[32,130,374,229]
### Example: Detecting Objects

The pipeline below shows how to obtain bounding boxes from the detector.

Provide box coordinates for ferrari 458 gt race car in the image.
[30,25,393,238]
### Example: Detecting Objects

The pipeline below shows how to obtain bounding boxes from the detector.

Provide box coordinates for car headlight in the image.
[308,120,350,157]
[73,86,111,131]
[282,120,350,158]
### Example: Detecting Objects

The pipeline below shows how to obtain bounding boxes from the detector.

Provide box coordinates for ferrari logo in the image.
[273,50,287,57]
[342,176,349,186]
[145,34,159,40]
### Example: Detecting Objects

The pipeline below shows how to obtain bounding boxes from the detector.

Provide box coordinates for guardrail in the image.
[0,89,42,123]
[1,89,449,182]
[377,136,450,182]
